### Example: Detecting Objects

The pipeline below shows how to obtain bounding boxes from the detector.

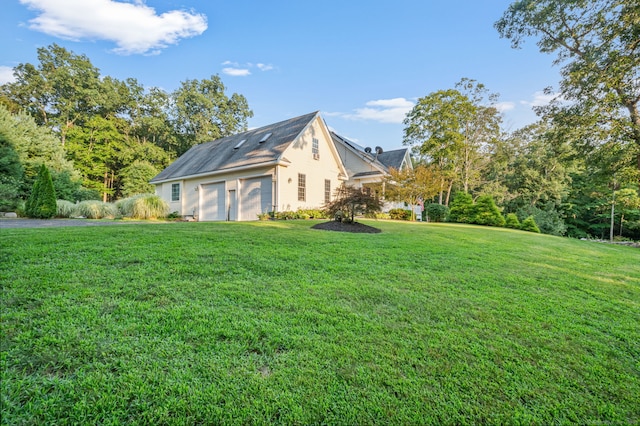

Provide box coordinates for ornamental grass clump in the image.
[74,200,119,219]
[116,194,169,219]
[56,200,76,218]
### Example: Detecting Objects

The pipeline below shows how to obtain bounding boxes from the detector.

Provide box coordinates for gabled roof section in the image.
[377,149,410,171]
[151,112,319,183]
[330,131,411,174]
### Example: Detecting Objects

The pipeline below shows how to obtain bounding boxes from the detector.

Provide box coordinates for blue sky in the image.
[1,0,561,151]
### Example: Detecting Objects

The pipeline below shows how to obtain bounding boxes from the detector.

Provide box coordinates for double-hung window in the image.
[298,174,306,201]
[312,138,319,160]
[171,183,180,201]
[324,179,331,204]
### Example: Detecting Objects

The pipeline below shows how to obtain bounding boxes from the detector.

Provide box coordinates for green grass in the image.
[1,220,639,424]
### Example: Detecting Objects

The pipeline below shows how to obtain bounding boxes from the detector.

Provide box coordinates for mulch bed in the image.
[311,220,381,233]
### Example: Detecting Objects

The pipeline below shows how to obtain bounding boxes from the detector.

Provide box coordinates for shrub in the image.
[388,208,411,220]
[448,192,474,223]
[297,208,328,219]
[517,204,567,236]
[25,164,57,219]
[426,203,449,222]
[116,194,169,219]
[257,212,271,220]
[521,215,541,233]
[56,200,76,218]
[75,200,119,219]
[323,184,382,223]
[505,213,521,229]
[472,195,506,227]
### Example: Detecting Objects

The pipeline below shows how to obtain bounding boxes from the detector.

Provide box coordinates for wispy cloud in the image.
[19,0,207,55]
[257,63,273,71]
[221,61,275,77]
[0,66,16,84]
[340,98,415,124]
[222,67,251,77]
[494,101,515,113]
[521,91,560,107]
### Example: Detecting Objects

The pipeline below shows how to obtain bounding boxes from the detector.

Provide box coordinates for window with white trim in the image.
[171,183,180,201]
[312,138,319,160]
[324,179,331,204]
[298,173,306,201]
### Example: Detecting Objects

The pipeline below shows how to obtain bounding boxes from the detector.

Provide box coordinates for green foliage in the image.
[403,79,502,197]
[2,222,639,424]
[388,208,412,220]
[56,199,76,218]
[521,215,541,233]
[323,184,383,223]
[0,132,23,210]
[25,164,57,218]
[172,75,253,155]
[0,103,76,193]
[120,160,159,198]
[496,0,640,181]
[425,203,449,222]
[116,194,169,219]
[517,204,567,236]
[74,200,119,219]
[505,213,521,229]
[472,195,506,227]
[448,191,474,223]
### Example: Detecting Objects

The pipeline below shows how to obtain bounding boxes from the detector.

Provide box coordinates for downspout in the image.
[274,166,279,214]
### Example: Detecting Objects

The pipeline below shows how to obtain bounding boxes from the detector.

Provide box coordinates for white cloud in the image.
[221,61,275,76]
[257,63,273,71]
[494,101,515,113]
[222,67,251,77]
[521,91,559,107]
[343,98,415,124]
[0,66,16,85]
[19,0,208,55]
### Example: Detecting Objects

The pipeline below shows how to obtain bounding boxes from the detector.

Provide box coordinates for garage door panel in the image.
[200,182,225,221]
[240,177,272,221]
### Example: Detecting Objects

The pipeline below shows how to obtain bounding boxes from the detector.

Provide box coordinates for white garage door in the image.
[240,176,272,221]
[200,182,226,221]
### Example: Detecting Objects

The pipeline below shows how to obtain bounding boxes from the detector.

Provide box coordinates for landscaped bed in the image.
[1,220,638,424]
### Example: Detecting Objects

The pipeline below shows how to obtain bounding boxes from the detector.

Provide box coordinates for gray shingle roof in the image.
[150,111,319,183]
[376,149,408,170]
[330,131,409,173]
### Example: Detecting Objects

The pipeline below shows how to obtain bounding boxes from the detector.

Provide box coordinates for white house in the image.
[150,111,411,221]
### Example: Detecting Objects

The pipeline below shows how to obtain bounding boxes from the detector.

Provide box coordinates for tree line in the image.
[388,0,639,239]
[0,43,252,206]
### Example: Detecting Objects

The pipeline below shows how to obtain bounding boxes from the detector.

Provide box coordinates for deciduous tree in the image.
[496,0,640,187]
[385,165,442,221]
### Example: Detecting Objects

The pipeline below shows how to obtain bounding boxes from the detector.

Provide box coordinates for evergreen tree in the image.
[448,191,474,223]
[505,213,521,229]
[472,195,506,226]
[25,164,57,218]
[521,216,541,233]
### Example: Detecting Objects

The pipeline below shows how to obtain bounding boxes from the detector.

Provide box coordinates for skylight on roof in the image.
[259,132,272,143]
[234,139,246,149]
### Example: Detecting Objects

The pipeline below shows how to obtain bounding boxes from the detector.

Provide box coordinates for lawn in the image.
[1,220,639,424]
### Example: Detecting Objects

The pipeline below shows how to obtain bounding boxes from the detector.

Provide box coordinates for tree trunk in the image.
[103,171,108,202]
